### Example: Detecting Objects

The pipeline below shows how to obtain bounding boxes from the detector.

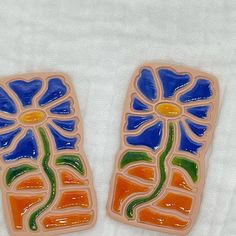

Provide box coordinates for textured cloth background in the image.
[0,0,235,236]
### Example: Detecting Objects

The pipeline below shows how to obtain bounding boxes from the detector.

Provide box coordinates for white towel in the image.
[0,0,235,235]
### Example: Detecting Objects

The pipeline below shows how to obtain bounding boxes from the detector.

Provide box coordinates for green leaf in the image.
[56,154,85,176]
[172,156,198,183]
[120,151,152,169]
[6,164,37,186]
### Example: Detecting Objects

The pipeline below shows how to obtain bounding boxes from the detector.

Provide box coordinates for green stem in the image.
[126,122,175,218]
[29,127,57,231]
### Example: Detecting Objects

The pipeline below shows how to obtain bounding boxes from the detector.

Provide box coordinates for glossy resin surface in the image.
[107,63,219,235]
[0,73,96,236]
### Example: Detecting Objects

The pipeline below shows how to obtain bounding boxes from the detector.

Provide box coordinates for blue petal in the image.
[0,117,15,128]
[39,78,67,106]
[50,101,71,114]
[127,115,153,130]
[137,69,157,101]
[132,97,150,111]
[158,69,190,98]
[0,87,17,114]
[3,130,38,161]
[9,80,42,107]
[180,79,212,103]
[126,121,163,151]
[187,105,210,119]
[179,121,202,155]
[0,128,21,149]
[186,119,207,137]
[48,125,77,150]
[53,119,75,131]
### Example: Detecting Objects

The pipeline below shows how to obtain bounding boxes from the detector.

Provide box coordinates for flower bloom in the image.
[0,77,78,161]
[125,67,214,155]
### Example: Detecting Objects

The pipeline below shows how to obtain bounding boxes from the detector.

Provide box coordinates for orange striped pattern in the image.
[139,207,189,229]
[61,171,86,185]
[43,213,92,229]
[57,191,90,209]
[16,177,44,190]
[112,175,149,213]
[171,172,192,191]
[127,166,155,181]
[157,192,193,215]
[9,196,43,230]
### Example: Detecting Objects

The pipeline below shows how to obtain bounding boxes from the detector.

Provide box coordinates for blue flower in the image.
[0,76,78,162]
[126,67,214,155]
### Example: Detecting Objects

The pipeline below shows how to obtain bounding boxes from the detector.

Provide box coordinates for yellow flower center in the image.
[19,110,46,124]
[155,102,182,118]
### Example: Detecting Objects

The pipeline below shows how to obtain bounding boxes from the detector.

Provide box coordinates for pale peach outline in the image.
[107,62,219,235]
[0,72,97,236]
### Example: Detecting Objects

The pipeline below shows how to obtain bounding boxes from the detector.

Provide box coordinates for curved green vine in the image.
[126,122,175,218]
[29,127,56,231]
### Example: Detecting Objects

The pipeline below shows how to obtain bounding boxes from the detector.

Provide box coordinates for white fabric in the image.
[0,0,235,235]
